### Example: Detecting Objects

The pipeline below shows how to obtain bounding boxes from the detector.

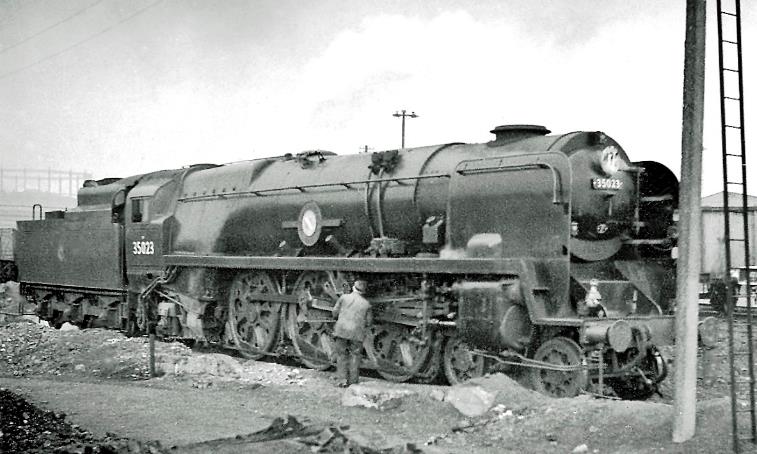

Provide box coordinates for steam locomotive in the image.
[14,124,679,398]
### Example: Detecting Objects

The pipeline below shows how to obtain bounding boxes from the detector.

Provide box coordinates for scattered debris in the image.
[444,384,496,417]
[0,316,746,453]
[174,415,424,454]
[572,443,589,453]
[59,322,79,332]
[0,320,314,386]
[341,383,415,411]
[428,389,445,401]
[168,353,246,379]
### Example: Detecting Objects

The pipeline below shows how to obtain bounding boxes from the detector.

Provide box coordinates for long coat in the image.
[332,290,372,341]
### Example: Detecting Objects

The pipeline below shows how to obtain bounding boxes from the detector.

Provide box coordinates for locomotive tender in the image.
[15,124,679,398]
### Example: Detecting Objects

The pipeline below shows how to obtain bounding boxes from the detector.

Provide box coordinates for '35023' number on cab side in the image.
[132,241,155,255]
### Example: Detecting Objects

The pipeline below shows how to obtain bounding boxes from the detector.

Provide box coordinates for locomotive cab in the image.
[124,171,185,281]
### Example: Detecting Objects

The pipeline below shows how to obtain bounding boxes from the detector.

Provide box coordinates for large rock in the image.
[341,383,415,411]
[341,428,411,451]
[444,384,496,417]
[443,373,547,417]
[468,373,547,411]
[167,353,245,378]
[59,322,80,332]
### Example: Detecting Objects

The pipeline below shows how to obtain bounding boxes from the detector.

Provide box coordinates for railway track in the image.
[699,302,757,320]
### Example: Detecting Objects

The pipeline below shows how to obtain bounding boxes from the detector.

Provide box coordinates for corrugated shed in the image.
[700,192,757,277]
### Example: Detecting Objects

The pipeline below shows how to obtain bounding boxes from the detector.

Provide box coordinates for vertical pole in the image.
[401,111,406,148]
[673,0,706,443]
[393,110,418,149]
[149,332,156,377]
[734,0,756,439]
[716,0,739,448]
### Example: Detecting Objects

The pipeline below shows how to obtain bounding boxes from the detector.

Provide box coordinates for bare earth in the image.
[0,318,749,454]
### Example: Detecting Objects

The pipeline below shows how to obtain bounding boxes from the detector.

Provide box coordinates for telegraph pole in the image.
[672,0,706,443]
[392,110,418,148]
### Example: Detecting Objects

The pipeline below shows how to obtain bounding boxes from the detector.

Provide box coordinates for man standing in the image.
[332,279,372,387]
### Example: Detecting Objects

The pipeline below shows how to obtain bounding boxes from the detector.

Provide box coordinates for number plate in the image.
[592,178,623,190]
[132,240,155,255]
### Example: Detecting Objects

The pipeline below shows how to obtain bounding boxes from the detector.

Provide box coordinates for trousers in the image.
[333,336,362,385]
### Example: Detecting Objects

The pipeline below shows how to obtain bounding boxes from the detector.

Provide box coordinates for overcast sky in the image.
[0,0,754,197]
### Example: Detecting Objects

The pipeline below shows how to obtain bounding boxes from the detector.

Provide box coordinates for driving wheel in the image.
[286,271,339,370]
[227,271,282,360]
[367,323,431,382]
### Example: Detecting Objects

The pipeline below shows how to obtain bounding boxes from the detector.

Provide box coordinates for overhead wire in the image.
[0,0,107,55]
[0,0,164,82]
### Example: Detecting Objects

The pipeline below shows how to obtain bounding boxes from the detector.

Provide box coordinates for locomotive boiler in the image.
[15,124,679,398]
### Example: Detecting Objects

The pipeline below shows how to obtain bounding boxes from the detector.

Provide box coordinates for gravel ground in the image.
[0,387,169,453]
[0,314,750,453]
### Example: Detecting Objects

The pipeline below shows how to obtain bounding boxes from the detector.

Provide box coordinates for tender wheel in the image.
[366,324,431,382]
[442,334,486,385]
[530,336,587,398]
[286,271,339,370]
[227,271,282,360]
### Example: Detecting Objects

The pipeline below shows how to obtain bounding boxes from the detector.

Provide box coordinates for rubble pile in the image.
[0,321,189,380]
[0,320,313,387]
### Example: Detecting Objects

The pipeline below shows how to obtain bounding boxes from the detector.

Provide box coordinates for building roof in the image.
[702,191,757,210]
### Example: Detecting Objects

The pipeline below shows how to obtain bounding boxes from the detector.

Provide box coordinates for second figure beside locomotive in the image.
[332,279,372,387]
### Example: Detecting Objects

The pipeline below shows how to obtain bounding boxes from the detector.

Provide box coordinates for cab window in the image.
[131,198,149,223]
[112,190,126,223]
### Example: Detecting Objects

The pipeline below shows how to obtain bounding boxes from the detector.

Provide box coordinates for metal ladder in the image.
[717,0,755,451]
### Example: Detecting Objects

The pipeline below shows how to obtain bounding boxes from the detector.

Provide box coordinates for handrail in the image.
[456,161,563,205]
[178,173,451,202]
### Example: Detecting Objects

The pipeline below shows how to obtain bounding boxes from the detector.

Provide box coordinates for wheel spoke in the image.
[287,271,338,370]
[227,272,281,360]
[415,333,443,384]
[530,337,587,398]
[399,342,414,366]
[443,335,485,385]
[366,324,430,382]
[320,333,334,358]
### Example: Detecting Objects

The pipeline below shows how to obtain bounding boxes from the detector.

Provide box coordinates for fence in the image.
[0,168,91,197]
